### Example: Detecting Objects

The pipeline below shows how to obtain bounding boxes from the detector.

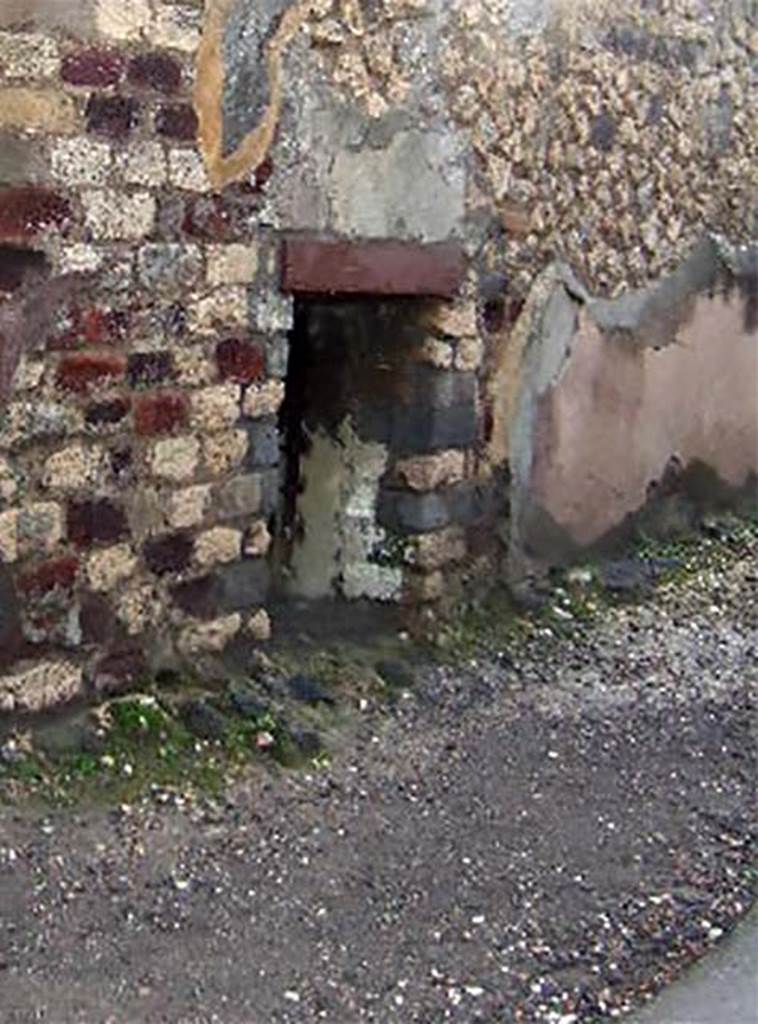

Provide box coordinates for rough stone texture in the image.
[85,95,140,139]
[167,485,211,530]
[190,384,241,432]
[150,437,200,482]
[394,450,466,492]
[134,393,189,436]
[202,431,249,476]
[405,526,468,571]
[168,149,212,192]
[67,499,127,548]
[216,337,265,384]
[152,5,202,54]
[177,613,241,655]
[51,138,112,187]
[0,659,81,712]
[86,544,137,591]
[195,526,242,568]
[455,336,484,372]
[0,509,18,563]
[127,52,182,95]
[242,381,285,419]
[216,474,262,520]
[189,287,249,332]
[17,501,64,555]
[43,445,104,492]
[0,87,79,134]
[0,187,71,240]
[94,0,152,42]
[137,244,202,294]
[416,338,453,370]
[61,48,125,87]
[115,142,167,187]
[117,583,158,636]
[0,31,60,80]
[207,244,258,285]
[82,189,155,240]
[244,519,271,557]
[143,532,192,576]
[155,102,198,141]
[246,607,271,641]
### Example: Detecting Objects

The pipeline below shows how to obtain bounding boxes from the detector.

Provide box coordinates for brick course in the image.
[0,6,482,711]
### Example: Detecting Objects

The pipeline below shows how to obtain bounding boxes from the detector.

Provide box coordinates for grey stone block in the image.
[410,368,477,409]
[244,418,280,468]
[266,333,290,380]
[259,468,281,515]
[217,474,263,519]
[377,490,452,535]
[378,482,490,535]
[393,403,478,455]
[217,558,271,612]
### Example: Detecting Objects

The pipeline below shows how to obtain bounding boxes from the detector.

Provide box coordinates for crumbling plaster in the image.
[506,240,758,565]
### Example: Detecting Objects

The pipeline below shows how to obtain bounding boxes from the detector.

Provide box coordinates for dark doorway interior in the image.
[275,297,427,603]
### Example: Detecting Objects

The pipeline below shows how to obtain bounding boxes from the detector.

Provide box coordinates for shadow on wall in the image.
[505,239,758,568]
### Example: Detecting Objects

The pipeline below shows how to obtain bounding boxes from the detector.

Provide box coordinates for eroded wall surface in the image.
[507,242,758,565]
[0,0,755,712]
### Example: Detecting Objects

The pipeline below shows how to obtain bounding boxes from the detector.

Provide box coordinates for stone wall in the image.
[0,0,282,711]
[0,0,755,713]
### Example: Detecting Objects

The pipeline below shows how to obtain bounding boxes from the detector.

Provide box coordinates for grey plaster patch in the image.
[330,129,466,242]
[222,0,291,159]
[0,135,48,186]
[507,271,581,559]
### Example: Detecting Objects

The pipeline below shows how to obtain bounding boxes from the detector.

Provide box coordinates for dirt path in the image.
[0,540,755,1023]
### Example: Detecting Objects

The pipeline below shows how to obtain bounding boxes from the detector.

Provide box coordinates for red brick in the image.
[281,238,467,299]
[127,52,182,95]
[18,556,79,596]
[134,391,188,436]
[216,337,265,384]
[144,532,192,575]
[0,188,71,242]
[155,102,197,140]
[56,351,127,393]
[48,306,130,351]
[86,95,140,138]
[61,49,125,87]
[67,499,128,548]
[182,189,261,242]
[252,157,274,193]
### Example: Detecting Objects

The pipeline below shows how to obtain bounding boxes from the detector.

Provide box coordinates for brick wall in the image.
[0,1,285,711]
[0,1,486,714]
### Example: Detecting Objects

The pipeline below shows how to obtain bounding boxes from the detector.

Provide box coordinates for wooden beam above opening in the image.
[281,237,466,299]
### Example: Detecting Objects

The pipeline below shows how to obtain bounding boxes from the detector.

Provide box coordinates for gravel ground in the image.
[0,536,756,1024]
